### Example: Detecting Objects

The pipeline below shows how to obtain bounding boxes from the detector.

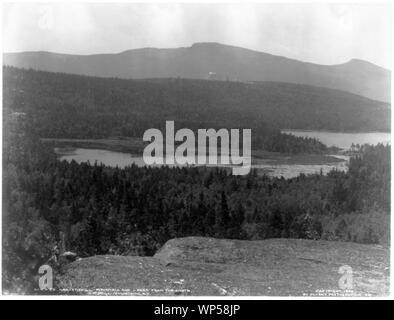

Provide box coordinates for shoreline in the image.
[48,138,345,167]
[281,129,391,134]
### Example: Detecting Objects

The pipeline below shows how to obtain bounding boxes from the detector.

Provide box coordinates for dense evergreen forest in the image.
[2,115,390,293]
[3,67,390,153]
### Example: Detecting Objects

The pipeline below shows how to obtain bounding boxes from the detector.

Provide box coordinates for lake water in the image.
[281,130,391,149]
[55,148,349,179]
[55,131,390,178]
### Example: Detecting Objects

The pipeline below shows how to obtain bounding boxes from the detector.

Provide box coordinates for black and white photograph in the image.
[1,1,392,300]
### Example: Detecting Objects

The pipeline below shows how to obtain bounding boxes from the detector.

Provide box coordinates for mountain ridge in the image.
[4,42,391,102]
[5,42,390,69]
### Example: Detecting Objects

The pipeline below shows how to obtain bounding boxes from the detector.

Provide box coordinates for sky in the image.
[2,2,392,69]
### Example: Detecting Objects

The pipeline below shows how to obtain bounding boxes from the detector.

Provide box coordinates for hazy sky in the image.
[2,2,392,69]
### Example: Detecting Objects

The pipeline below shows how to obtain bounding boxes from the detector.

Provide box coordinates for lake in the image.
[54,130,389,178]
[281,130,391,149]
[55,147,349,179]
[55,129,391,178]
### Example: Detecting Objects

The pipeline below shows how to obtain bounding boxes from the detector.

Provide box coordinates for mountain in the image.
[57,237,390,296]
[3,42,391,102]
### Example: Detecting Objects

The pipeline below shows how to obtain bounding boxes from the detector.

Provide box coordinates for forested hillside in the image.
[3,67,390,154]
[2,115,390,293]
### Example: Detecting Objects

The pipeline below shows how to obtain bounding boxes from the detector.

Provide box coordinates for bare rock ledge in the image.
[57,237,389,296]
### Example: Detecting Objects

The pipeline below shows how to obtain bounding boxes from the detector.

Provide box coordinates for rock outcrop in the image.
[57,237,389,296]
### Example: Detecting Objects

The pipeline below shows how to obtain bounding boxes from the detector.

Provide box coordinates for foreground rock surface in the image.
[57,237,389,296]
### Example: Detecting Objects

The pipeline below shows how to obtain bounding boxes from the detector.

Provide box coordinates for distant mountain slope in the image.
[3,43,391,102]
